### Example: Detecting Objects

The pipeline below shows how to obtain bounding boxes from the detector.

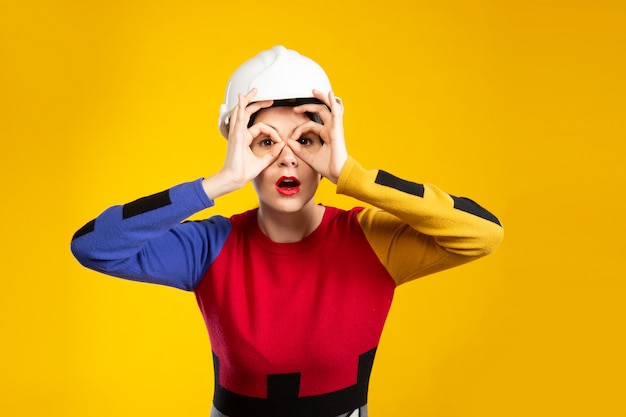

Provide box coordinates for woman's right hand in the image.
[202,89,284,200]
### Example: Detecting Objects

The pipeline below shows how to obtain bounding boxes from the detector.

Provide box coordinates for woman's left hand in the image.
[288,89,348,184]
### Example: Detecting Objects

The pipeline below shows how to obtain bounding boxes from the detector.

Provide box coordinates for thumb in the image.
[287,139,315,166]
[261,141,286,165]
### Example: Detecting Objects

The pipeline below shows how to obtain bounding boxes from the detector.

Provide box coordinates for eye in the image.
[258,138,275,147]
[250,137,277,156]
[297,137,315,146]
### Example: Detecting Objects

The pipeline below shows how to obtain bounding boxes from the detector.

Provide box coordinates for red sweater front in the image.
[195,206,396,403]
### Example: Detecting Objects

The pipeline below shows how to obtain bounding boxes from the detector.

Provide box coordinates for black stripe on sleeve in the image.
[451,196,502,226]
[122,190,172,219]
[375,170,425,198]
[72,219,96,240]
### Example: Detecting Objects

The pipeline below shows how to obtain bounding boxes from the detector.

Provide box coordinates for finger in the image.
[243,87,258,101]
[292,103,331,115]
[327,90,343,115]
[235,90,262,122]
[312,89,342,117]
[227,102,239,136]
[242,88,275,115]
[256,141,286,169]
[231,91,273,135]
[290,120,325,141]
[227,94,248,141]
[287,139,316,166]
[248,123,283,143]
[228,94,244,139]
[235,93,248,125]
[311,88,331,106]
[242,88,276,113]
[245,99,274,116]
[267,141,286,159]
[292,104,333,126]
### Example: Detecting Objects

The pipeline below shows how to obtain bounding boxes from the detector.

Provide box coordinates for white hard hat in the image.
[218,45,340,139]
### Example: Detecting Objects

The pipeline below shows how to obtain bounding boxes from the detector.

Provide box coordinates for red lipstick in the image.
[275,176,301,196]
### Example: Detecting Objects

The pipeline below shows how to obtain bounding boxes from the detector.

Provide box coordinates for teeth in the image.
[279,179,298,188]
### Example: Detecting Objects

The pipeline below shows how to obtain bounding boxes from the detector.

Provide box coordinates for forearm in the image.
[336,157,503,257]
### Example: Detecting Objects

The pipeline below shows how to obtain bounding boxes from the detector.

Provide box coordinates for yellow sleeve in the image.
[336,157,504,285]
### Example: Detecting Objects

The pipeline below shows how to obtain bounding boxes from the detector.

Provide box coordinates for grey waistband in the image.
[209,404,368,417]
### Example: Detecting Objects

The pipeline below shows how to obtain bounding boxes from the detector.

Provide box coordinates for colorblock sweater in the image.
[71,157,503,417]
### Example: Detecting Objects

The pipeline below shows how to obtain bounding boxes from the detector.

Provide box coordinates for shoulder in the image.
[319,205,367,233]
[179,214,233,243]
[319,204,358,218]
[227,208,257,229]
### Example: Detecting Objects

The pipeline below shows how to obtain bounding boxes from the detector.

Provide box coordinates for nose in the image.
[277,143,298,167]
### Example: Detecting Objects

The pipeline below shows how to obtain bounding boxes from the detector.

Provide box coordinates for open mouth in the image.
[275,176,301,196]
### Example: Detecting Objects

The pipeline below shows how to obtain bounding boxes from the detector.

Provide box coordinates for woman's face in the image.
[250,106,324,214]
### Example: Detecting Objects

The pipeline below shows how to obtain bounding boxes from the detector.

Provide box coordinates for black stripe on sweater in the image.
[375,170,425,198]
[451,196,502,226]
[122,190,172,219]
[72,219,96,240]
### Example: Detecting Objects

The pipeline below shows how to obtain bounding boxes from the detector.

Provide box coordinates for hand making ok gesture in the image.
[288,89,348,184]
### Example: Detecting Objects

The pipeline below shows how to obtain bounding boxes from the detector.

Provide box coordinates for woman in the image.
[71,45,503,417]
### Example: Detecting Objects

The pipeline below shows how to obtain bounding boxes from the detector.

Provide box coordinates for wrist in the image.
[202,171,242,200]
[329,154,349,184]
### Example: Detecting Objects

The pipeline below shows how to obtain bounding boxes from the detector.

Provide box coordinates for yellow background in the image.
[1,0,624,416]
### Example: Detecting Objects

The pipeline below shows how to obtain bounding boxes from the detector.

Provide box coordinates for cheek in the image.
[302,166,322,186]
[251,171,270,194]
[303,160,322,180]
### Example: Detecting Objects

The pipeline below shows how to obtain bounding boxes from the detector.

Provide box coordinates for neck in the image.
[257,201,325,243]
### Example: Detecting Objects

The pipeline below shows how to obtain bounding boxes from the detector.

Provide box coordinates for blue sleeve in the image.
[70,178,232,291]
